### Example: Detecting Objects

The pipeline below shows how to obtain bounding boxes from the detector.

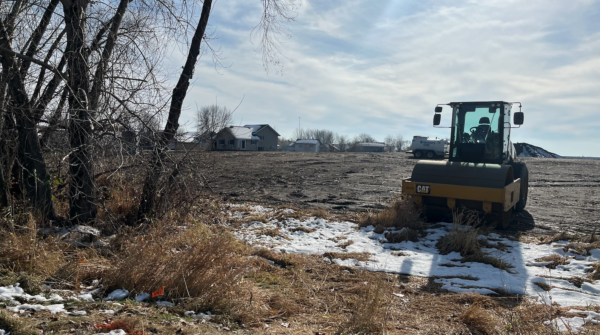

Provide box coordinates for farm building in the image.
[354,142,385,152]
[293,139,321,152]
[212,124,279,151]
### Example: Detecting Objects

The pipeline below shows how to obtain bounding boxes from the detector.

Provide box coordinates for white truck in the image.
[410,136,448,159]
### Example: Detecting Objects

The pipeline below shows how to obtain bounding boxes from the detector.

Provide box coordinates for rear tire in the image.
[414,150,422,158]
[426,151,435,159]
[511,162,529,212]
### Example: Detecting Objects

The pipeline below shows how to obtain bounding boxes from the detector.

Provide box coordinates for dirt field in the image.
[202,152,600,237]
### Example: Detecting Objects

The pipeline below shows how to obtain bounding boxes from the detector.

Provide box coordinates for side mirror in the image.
[435,106,443,113]
[513,112,524,125]
[433,114,441,126]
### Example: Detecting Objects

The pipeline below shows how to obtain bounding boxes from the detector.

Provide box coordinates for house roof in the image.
[225,126,261,140]
[296,139,320,144]
[243,124,281,136]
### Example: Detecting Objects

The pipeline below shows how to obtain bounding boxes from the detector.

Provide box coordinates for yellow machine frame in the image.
[402,178,521,213]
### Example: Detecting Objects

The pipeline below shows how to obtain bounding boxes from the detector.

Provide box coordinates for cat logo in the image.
[416,185,430,194]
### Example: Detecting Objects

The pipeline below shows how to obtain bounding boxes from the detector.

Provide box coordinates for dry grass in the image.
[460,305,499,334]
[340,275,388,334]
[0,310,38,335]
[590,263,600,281]
[358,196,423,232]
[437,210,482,256]
[105,222,245,311]
[536,254,570,269]
[308,208,329,219]
[0,215,67,280]
[252,248,294,268]
[534,280,552,291]
[290,226,316,233]
[562,241,600,256]
[542,231,583,244]
[337,239,354,249]
[324,252,372,262]
[385,228,420,243]
[436,211,513,271]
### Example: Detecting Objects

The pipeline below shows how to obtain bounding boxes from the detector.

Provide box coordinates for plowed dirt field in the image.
[203,152,600,237]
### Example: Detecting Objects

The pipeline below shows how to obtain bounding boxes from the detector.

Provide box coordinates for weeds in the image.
[0,215,67,280]
[105,222,245,311]
[533,280,552,291]
[437,210,513,270]
[536,254,569,269]
[460,305,499,334]
[0,310,37,335]
[358,196,423,232]
[340,276,387,334]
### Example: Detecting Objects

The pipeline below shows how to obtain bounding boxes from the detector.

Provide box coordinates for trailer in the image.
[411,136,448,159]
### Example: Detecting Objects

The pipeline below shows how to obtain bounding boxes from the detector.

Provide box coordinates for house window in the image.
[229,139,234,145]
[241,140,246,149]
[259,135,265,140]
[219,140,225,145]
[251,140,257,145]
[258,147,264,151]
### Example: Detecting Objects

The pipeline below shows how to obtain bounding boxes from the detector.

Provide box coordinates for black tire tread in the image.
[511,161,529,211]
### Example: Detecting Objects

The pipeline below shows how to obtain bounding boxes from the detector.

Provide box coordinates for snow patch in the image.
[235,216,600,307]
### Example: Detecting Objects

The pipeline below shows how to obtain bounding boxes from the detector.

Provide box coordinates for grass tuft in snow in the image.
[590,263,600,281]
[358,196,423,233]
[437,210,513,270]
[534,281,552,291]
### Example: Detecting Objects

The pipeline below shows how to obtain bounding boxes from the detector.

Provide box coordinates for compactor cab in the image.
[403,101,529,228]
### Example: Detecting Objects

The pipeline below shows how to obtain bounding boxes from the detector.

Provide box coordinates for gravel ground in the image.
[202,152,600,237]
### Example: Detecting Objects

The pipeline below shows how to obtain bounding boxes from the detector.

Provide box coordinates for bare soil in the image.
[202,152,600,237]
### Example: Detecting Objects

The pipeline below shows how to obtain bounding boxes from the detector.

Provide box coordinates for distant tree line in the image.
[284,129,410,152]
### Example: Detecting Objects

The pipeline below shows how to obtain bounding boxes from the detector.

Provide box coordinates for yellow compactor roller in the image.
[402,101,529,229]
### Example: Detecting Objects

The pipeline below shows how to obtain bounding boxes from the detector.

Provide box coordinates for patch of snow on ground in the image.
[95,330,126,335]
[7,303,67,314]
[0,329,7,335]
[235,217,600,307]
[546,310,600,332]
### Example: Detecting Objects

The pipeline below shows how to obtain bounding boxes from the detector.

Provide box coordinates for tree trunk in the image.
[39,88,68,149]
[137,0,212,221]
[0,19,57,221]
[62,0,96,224]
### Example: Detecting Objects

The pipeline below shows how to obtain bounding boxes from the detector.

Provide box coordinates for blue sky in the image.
[172,0,600,156]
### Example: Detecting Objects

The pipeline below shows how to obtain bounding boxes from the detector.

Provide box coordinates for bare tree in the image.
[394,134,404,152]
[196,104,233,141]
[354,133,376,143]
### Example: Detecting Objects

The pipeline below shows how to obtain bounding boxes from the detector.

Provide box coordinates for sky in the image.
[170,0,600,156]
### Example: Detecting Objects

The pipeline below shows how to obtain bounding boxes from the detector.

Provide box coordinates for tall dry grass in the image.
[436,210,513,270]
[359,196,423,235]
[0,214,66,280]
[339,276,389,334]
[105,222,246,311]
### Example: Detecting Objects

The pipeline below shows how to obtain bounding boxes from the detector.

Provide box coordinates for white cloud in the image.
[164,0,600,156]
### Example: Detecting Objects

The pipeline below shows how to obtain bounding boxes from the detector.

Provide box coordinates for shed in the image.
[355,142,385,152]
[294,139,320,152]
